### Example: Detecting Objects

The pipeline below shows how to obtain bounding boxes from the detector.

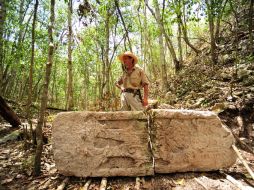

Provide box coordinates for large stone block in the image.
[151,109,237,173]
[52,111,153,177]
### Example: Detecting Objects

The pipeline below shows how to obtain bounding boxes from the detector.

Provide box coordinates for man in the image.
[115,51,149,111]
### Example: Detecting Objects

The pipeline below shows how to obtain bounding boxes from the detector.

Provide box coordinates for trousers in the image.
[120,92,143,111]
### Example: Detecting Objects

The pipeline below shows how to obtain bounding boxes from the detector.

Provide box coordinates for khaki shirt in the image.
[117,65,149,89]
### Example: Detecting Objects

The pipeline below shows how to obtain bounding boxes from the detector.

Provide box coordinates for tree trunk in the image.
[248,0,254,54]
[0,0,6,96]
[175,0,200,55]
[114,0,132,51]
[0,96,21,128]
[206,0,218,64]
[177,21,183,64]
[2,0,28,97]
[27,0,39,121]
[215,0,228,44]
[146,1,179,72]
[66,0,74,111]
[143,1,148,73]
[180,18,201,55]
[154,0,168,90]
[34,0,55,176]
[101,7,111,110]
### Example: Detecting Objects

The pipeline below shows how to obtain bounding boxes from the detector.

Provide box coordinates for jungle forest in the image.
[0,0,254,189]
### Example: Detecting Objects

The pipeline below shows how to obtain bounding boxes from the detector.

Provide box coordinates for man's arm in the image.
[115,77,124,92]
[143,84,148,106]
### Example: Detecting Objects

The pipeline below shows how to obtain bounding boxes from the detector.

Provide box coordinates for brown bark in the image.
[205,0,218,64]
[249,0,254,54]
[0,0,6,95]
[27,0,38,146]
[27,0,39,119]
[0,96,21,128]
[143,1,148,72]
[177,21,183,64]
[34,0,55,176]
[154,0,168,89]
[101,6,112,110]
[66,0,74,110]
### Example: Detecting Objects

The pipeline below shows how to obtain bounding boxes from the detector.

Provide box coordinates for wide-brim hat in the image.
[118,51,138,64]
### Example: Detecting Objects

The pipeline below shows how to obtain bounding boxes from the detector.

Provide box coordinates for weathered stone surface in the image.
[52,111,153,177]
[151,109,237,173]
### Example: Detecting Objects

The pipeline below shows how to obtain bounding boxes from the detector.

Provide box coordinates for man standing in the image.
[115,51,149,111]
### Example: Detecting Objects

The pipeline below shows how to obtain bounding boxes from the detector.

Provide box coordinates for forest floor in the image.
[0,117,254,190]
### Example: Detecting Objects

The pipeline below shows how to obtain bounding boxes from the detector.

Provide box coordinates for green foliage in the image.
[0,0,241,111]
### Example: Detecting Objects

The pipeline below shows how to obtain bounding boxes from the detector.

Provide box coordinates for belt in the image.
[123,88,137,93]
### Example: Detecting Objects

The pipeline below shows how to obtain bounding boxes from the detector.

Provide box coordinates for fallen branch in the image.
[0,96,21,128]
[232,145,254,180]
[81,179,91,190]
[224,173,254,190]
[56,177,69,190]
[194,177,208,190]
[99,177,107,190]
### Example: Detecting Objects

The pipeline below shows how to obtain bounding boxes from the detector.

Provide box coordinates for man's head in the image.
[118,51,138,69]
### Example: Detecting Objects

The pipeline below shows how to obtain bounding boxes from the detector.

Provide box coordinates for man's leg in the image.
[120,92,131,111]
[127,94,143,111]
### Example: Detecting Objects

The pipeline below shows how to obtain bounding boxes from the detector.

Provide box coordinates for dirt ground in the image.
[0,121,254,190]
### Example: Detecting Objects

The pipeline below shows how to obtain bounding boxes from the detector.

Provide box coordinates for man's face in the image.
[123,55,134,69]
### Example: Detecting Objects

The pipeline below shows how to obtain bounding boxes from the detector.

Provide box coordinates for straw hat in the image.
[118,51,138,64]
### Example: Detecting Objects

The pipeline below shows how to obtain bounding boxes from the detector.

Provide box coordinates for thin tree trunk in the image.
[27,0,38,131]
[146,0,180,72]
[175,0,200,55]
[206,0,217,64]
[34,0,55,176]
[51,55,57,105]
[154,0,168,89]
[114,0,132,51]
[178,21,183,64]
[143,1,148,72]
[180,18,201,54]
[137,1,145,70]
[0,0,6,95]
[248,0,254,54]
[101,7,111,110]
[4,0,26,96]
[66,0,74,110]
[147,34,157,79]
[215,0,228,44]
[176,0,200,55]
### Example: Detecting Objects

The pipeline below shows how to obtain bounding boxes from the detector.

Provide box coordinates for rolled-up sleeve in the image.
[115,76,123,85]
[140,70,149,86]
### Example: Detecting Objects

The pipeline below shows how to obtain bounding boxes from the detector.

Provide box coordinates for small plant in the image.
[21,155,34,176]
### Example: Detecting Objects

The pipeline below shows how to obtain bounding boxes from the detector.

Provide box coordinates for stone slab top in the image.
[151,109,217,119]
[54,111,147,121]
